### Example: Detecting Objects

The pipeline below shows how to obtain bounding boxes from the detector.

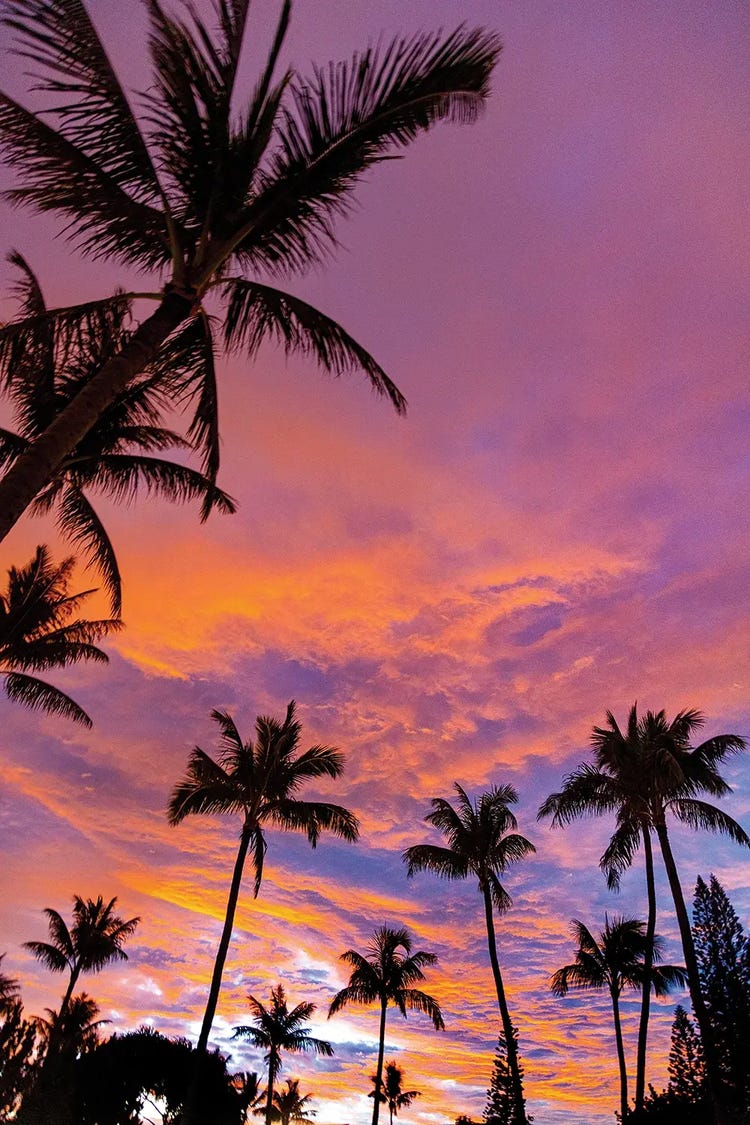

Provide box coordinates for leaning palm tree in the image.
[328,925,444,1125]
[233,985,332,1125]
[24,895,139,1026]
[169,701,358,1054]
[539,705,749,1125]
[369,1061,421,1125]
[271,1077,316,1125]
[550,916,687,1121]
[403,785,534,1125]
[0,546,120,726]
[0,0,501,540]
[0,253,235,615]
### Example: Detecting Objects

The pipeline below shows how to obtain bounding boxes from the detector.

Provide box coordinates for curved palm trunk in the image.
[610,985,629,1120]
[197,821,252,1054]
[654,820,724,1125]
[58,965,80,1025]
[634,826,656,1112]
[371,997,388,1125]
[0,290,194,543]
[482,888,526,1125]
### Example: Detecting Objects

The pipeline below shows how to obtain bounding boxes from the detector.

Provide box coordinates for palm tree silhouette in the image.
[403,784,534,1125]
[539,705,748,1124]
[0,546,120,726]
[328,925,444,1125]
[550,916,687,1121]
[0,953,20,1010]
[369,1061,421,1125]
[0,253,235,615]
[271,1077,316,1125]
[168,701,358,1054]
[0,0,501,539]
[233,985,332,1125]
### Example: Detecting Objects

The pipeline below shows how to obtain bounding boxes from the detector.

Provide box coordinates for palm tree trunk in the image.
[610,986,629,1120]
[371,998,388,1125]
[0,290,194,543]
[654,820,725,1125]
[264,1048,278,1125]
[482,887,526,1125]
[58,965,80,1024]
[197,821,252,1054]
[634,826,656,1112]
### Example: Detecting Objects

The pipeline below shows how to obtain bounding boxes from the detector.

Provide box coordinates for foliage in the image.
[404,784,534,1125]
[24,895,139,1024]
[329,926,443,1125]
[234,984,332,1125]
[369,1061,420,1125]
[0,998,42,1120]
[0,253,235,614]
[484,1030,531,1125]
[169,700,358,1053]
[692,874,750,1111]
[0,0,501,539]
[271,1077,316,1125]
[0,545,120,725]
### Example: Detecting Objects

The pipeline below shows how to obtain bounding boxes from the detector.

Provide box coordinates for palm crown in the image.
[24,895,140,1023]
[0,545,120,725]
[234,984,332,1125]
[0,253,235,615]
[551,916,687,1000]
[0,0,501,538]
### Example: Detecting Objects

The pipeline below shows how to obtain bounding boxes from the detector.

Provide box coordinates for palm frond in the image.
[233,27,501,274]
[402,844,470,881]
[0,93,169,267]
[4,0,163,202]
[668,799,750,846]
[269,799,359,846]
[3,670,92,725]
[55,485,122,615]
[72,453,236,513]
[23,938,70,973]
[399,987,444,1030]
[601,818,642,891]
[222,279,406,413]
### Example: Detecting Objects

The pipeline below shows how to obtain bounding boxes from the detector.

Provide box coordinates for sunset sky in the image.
[0,1,748,1122]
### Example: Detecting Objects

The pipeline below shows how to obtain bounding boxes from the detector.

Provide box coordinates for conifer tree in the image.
[483,1031,531,1125]
[667,1006,705,1103]
[692,875,750,1112]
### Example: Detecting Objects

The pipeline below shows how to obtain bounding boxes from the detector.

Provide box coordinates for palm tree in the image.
[0,0,501,540]
[328,925,444,1125]
[369,1061,421,1125]
[39,992,107,1058]
[24,895,139,1026]
[550,916,687,1121]
[0,954,20,1011]
[233,1070,266,1124]
[403,785,534,1125]
[168,701,358,1054]
[233,985,332,1125]
[539,705,749,1124]
[271,1077,316,1125]
[0,253,236,615]
[0,546,120,726]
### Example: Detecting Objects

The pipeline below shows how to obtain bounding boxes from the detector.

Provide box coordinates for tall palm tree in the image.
[403,785,534,1125]
[328,925,444,1125]
[0,0,501,540]
[233,985,332,1125]
[24,895,139,1026]
[0,546,120,726]
[369,1061,421,1125]
[0,253,235,615]
[550,916,687,1121]
[168,701,358,1054]
[539,705,749,1124]
[271,1077,316,1125]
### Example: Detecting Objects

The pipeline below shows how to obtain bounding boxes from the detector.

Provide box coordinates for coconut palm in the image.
[233,985,332,1125]
[234,1070,265,1123]
[169,701,358,1054]
[271,1077,316,1125]
[0,546,120,726]
[551,916,687,1121]
[369,1061,421,1125]
[0,0,501,540]
[24,895,139,1026]
[0,253,235,615]
[539,705,749,1124]
[39,992,107,1058]
[403,785,534,1125]
[328,925,444,1125]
